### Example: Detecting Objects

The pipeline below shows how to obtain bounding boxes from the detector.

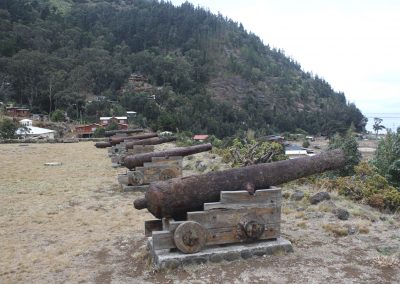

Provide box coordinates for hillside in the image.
[0,0,366,137]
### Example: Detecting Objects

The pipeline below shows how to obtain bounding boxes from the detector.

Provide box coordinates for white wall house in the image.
[99,116,128,126]
[16,119,55,140]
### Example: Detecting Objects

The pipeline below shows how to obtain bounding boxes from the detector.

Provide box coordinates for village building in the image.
[284,143,314,159]
[6,107,30,118]
[16,119,55,140]
[74,123,102,138]
[100,116,128,126]
[193,134,209,141]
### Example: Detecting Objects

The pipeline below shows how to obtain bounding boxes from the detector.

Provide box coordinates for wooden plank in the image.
[151,230,176,250]
[120,184,149,192]
[220,188,281,204]
[145,220,163,237]
[205,222,280,246]
[117,174,129,185]
[203,201,282,210]
[168,220,185,232]
[187,207,281,229]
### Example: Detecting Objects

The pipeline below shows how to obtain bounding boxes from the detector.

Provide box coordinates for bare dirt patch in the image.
[1,142,399,283]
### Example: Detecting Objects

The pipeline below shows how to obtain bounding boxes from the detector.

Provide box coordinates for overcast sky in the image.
[170,0,400,114]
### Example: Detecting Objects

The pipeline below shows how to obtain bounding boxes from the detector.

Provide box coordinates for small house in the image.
[20,119,33,127]
[75,123,102,138]
[16,119,55,140]
[100,116,128,126]
[6,107,30,117]
[284,144,309,159]
[193,134,209,141]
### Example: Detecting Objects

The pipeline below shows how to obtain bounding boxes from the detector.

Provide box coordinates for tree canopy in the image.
[0,0,366,137]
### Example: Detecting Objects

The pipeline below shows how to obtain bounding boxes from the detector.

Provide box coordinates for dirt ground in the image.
[1,142,399,283]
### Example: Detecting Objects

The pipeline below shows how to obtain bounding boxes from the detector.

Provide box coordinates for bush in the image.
[0,118,18,139]
[302,140,310,148]
[387,159,400,189]
[328,129,361,176]
[92,127,105,138]
[316,162,400,212]
[372,130,400,189]
[224,138,287,167]
[51,109,65,122]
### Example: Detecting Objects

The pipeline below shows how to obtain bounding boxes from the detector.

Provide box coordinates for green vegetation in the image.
[0,0,366,137]
[215,138,287,167]
[328,129,361,176]
[0,118,18,139]
[372,129,400,189]
[50,109,65,122]
[317,162,400,212]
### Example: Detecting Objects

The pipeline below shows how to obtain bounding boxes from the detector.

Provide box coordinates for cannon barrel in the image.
[134,149,347,219]
[104,128,143,137]
[125,136,177,149]
[121,143,212,170]
[109,133,158,145]
[95,141,112,148]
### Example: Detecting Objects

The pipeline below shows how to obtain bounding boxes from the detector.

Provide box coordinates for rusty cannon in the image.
[109,132,158,146]
[104,128,144,137]
[121,143,212,170]
[125,136,177,149]
[95,141,112,148]
[95,132,158,148]
[134,149,347,220]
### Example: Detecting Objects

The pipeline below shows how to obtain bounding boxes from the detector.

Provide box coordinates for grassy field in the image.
[0,142,399,283]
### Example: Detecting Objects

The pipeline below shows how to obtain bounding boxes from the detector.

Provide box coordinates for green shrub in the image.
[51,109,65,122]
[316,162,400,211]
[0,118,18,139]
[387,159,400,189]
[328,129,361,176]
[92,127,106,138]
[302,140,310,148]
[225,138,287,167]
[373,130,400,177]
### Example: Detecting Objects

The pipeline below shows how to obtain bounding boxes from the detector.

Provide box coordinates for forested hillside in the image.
[0,0,366,137]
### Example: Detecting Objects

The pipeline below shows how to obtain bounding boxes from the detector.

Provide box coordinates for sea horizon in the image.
[364,113,400,133]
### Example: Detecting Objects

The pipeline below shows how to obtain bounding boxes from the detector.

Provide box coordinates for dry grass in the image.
[322,223,349,237]
[0,142,153,283]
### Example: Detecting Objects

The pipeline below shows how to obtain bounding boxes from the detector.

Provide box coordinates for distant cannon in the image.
[95,133,159,148]
[134,149,347,220]
[125,136,177,149]
[121,143,212,170]
[109,132,158,145]
[104,128,144,137]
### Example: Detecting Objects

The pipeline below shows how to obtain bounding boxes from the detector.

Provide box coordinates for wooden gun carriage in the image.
[135,149,347,254]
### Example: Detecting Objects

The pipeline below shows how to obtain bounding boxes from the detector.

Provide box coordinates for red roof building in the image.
[193,134,209,141]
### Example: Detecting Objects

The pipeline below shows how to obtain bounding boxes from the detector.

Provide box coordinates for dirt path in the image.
[0,142,399,283]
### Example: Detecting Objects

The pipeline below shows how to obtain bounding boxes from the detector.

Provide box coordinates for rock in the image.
[345,225,357,235]
[195,160,208,172]
[223,252,240,261]
[291,191,305,201]
[310,192,331,204]
[334,208,350,220]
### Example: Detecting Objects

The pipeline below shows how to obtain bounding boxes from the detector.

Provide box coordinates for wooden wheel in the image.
[129,171,144,185]
[159,168,180,180]
[173,221,207,253]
